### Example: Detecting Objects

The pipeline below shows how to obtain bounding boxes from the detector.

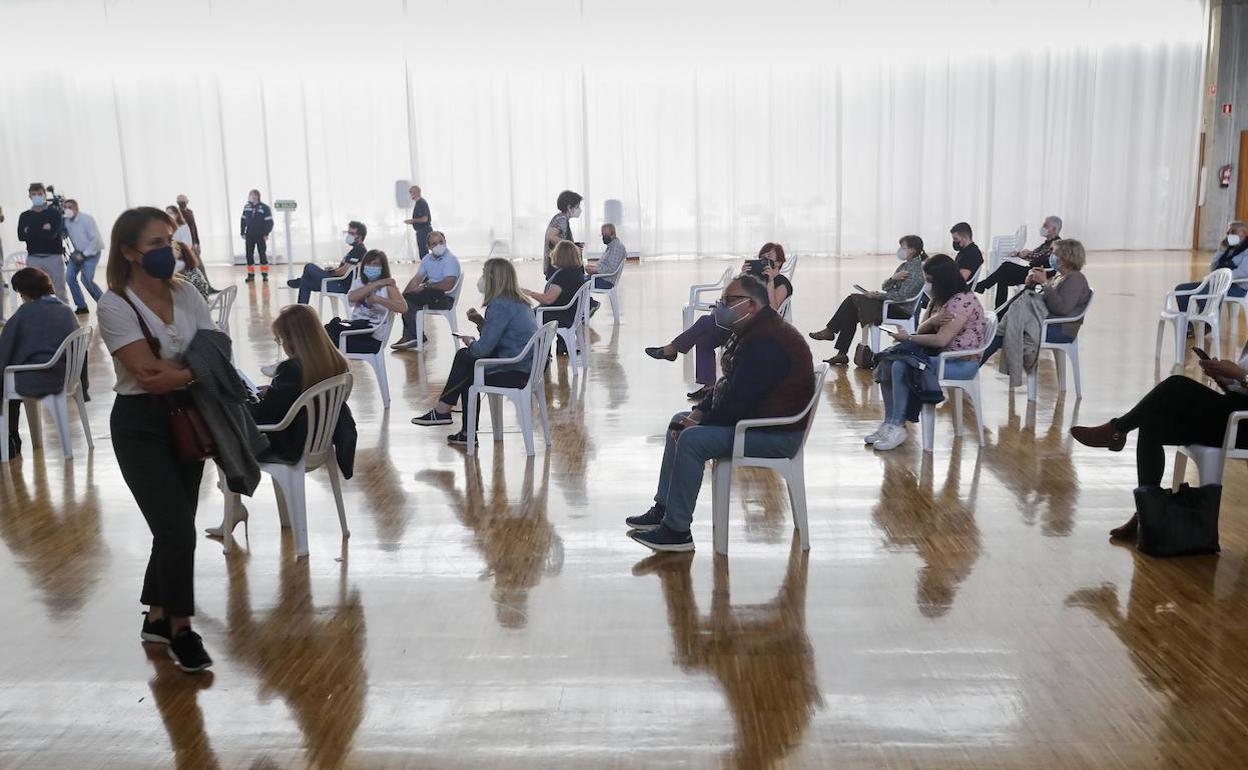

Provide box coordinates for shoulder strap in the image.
[117,292,162,358]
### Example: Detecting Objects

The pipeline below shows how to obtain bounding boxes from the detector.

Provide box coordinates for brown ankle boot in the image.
[808,327,836,341]
[1109,513,1138,540]
[1071,422,1126,452]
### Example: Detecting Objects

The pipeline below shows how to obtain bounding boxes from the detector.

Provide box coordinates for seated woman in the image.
[868,254,988,451]
[323,250,407,353]
[526,240,588,353]
[1071,349,1248,539]
[175,241,212,301]
[979,238,1091,365]
[411,258,539,445]
[205,303,351,539]
[809,235,926,366]
[0,267,79,459]
[646,242,793,400]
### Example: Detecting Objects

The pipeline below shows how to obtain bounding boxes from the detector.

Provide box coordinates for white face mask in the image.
[344,233,356,246]
[569,206,582,218]
[431,244,447,257]
[1228,234,1243,247]
[476,275,486,294]
[896,247,909,260]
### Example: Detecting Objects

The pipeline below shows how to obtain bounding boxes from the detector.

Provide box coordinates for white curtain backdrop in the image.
[0,0,1207,265]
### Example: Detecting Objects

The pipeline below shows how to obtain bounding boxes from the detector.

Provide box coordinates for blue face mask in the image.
[362,265,383,281]
[1048,254,1058,271]
[141,245,177,280]
[712,299,751,331]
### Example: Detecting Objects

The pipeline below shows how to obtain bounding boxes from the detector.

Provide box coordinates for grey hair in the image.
[1045,215,1063,233]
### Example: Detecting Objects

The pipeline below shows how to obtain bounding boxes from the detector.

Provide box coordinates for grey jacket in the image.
[998,290,1048,387]
[184,329,268,495]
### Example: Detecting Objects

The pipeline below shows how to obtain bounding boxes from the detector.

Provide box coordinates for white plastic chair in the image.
[987,225,1027,274]
[338,311,395,408]
[316,263,360,320]
[414,274,463,351]
[1171,410,1248,490]
[536,282,592,377]
[780,254,798,281]
[2,325,93,462]
[466,321,558,457]
[682,267,734,330]
[1155,268,1233,364]
[710,363,829,555]
[221,373,353,556]
[1,252,29,323]
[868,285,927,353]
[1027,292,1093,401]
[590,263,624,324]
[207,285,237,337]
[920,311,999,451]
[1223,278,1248,338]
[777,296,794,324]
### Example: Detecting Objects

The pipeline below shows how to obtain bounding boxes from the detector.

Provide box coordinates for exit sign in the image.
[1222,103,1233,116]
[274,199,298,211]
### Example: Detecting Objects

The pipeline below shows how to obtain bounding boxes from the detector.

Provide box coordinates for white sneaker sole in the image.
[167,646,213,673]
[630,532,695,552]
[626,521,662,532]
[140,632,171,645]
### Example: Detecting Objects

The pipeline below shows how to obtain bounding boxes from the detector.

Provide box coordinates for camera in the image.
[744,259,767,277]
[43,185,66,213]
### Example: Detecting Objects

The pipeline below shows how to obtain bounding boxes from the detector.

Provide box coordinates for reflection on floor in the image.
[1,252,1247,768]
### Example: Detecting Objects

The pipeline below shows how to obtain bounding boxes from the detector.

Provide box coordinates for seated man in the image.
[975,215,1062,308]
[586,223,626,288]
[1173,220,1248,314]
[392,230,461,350]
[949,221,984,282]
[287,220,368,304]
[626,275,815,552]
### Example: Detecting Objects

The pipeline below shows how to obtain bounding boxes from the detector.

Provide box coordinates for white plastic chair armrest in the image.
[471,335,541,386]
[1223,410,1248,453]
[3,361,57,373]
[730,413,812,458]
[1231,277,1248,288]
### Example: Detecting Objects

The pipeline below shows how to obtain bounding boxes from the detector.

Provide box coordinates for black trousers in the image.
[438,348,529,432]
[1114,375,1248,486]
[111,394,205,618]
[975,262,1030,308]
[244,234,268,267]
[401,289,452,339]
[325,319,382,353]
[824,293,914,353]
[415,227,431,258]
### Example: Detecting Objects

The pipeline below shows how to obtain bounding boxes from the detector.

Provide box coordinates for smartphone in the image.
[743,259,766,276]
[1193,347,1211,361]
[852,284,867,293]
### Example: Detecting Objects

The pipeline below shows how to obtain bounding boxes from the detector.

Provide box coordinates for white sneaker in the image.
[864,422,889,444]
[873,424,908,451]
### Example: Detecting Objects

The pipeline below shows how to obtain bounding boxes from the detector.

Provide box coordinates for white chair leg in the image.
[1174,318,1187,364]
[966,382,985,445]
[51,395,72,460]
[1210,318,1222,359]
[1027,367,1038,402]
[74,391,93,449]
[535,386,551,444]
[921,403,935,452]
[25,398,42,450]
[488,394,504,441]
[371,355,390,408]
[1171,451,1187,492]
[1054,349,1067,392]
[610,287,621,323]
[0,399,10,463]
[415,311,426,351]
[272,475,292,528]
[517,397,535,456]
[1154,319,1165,360]
[276,471,310,557]
[783,458,810,551]
[448,312,459,337]
[869,325,881,353]
[682,306,693,330]
[711,460,733,555]
[1068,344,1082,399]
[326,460,350,539]
[466,389,479,456]
[952,389,964,437]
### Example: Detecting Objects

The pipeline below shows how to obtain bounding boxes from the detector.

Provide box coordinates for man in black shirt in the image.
[404,185,432,258]
[239,189,274,283]
[17,183,67,302]
[287,220,369,304]
[950,222,983,283]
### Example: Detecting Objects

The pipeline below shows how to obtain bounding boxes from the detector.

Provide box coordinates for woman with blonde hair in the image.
[527,240,588,332]
[205,303,352,539]
[412,257,538,445]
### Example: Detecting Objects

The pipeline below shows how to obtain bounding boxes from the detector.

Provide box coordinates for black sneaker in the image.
[74,307,90,315]
[687,385,712,401]
[245,274,255,283]
[140,612,171,645]
[286,278,301,289]
[630,523,694,553]
[411,409,453,426]
[625,505,666,532]
[446,431,468,446]
[7,434,20,458]
[168,628,213,673]
[262,274,269,282]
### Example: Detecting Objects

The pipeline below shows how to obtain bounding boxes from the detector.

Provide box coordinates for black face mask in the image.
[602,235,612,245]
[952,240,963,252]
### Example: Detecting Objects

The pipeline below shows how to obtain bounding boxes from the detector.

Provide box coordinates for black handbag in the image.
[1134,483,1221,557]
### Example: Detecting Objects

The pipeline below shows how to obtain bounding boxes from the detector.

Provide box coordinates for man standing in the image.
[626,275,815,552]
[240,189,274,283]
[17,183,67,303]
[949,222,983,283]
[404,185,433,258]
[287,221,368,304]
[61,199,104,314]
[176,194,201,256]
[392,231,461,350]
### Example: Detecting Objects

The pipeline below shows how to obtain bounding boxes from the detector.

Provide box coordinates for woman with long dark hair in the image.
[96,206,219,672]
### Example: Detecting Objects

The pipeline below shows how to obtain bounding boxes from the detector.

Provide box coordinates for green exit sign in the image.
[274,199,298,211]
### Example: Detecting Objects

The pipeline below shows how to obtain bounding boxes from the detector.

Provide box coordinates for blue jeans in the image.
[980,325,1074,364]
[1175,280,1248,312]
[66,253,103,309]
[880,357,977,425]
[653,410,804,532]
[295,263,349,304]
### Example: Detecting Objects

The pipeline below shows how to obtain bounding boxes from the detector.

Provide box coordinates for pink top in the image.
[928,291,987,353]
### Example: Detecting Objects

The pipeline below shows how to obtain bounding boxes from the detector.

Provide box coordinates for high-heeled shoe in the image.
[204,505,249,539]
[645,346,677,361]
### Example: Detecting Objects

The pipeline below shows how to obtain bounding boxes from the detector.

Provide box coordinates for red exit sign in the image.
[1222,103,1233,115]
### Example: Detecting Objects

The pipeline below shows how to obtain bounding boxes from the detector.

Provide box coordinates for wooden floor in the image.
[2,252,1247,769]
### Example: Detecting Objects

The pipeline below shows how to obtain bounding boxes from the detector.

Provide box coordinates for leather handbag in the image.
[119,294,217,462]
[1134,483,1221,557]
[853,343,875,369]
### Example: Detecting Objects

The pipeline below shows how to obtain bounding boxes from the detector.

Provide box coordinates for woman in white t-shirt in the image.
[323,249,406,353]
[96,206,218,674]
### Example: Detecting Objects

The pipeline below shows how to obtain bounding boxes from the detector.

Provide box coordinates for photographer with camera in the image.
[645,243,792,400]
[17,183,68,303]
[62,199,104,314]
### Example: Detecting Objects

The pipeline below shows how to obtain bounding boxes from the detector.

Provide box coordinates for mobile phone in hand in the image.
[1193,347,1211,361]
[852,284,867,293]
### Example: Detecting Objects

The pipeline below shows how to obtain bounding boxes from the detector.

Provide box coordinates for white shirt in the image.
[63,212,103,256]
[348,276,392,340]
[97,280,216,395]
[173,223,193,246]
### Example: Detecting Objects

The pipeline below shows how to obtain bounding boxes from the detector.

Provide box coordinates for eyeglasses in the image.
[722,294,752,304]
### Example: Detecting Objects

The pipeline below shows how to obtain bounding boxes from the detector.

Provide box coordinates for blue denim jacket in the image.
[469,297,538,373]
